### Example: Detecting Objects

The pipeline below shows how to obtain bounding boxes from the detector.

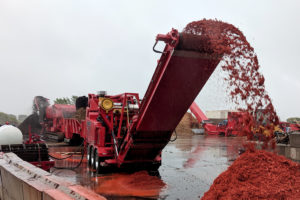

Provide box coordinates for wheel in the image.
[87,145,93,167]
[91,146,95,168]
[69,134,84,146]
[94,148,99,171]
[150,161,161,171]
[94,149,106,174]
[87,145,90,166]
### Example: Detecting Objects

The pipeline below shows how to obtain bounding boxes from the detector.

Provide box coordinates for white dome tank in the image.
[0,125,23,145]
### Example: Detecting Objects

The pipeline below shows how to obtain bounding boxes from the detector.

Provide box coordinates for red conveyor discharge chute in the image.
[118,29,222,164]
[189,101,221,135]
[189,101,208,122]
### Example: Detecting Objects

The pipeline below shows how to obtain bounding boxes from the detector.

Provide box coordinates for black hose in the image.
[52,147,85,170]
[48,141,84,160]
[49,153,74,160]
[50,141,85,170]
[169,130,178,142]
[153,41,164,53]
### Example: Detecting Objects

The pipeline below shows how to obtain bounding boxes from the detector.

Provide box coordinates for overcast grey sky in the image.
[0,0,299,121]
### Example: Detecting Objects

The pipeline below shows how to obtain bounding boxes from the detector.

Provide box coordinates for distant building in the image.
[205,110,237,124]
[206,110,237,119]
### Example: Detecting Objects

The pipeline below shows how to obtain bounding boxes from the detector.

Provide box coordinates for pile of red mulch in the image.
[201,150,300,200]
[93,171,165,197]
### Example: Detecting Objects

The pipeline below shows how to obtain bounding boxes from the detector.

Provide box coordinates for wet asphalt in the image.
[49,134,246,200]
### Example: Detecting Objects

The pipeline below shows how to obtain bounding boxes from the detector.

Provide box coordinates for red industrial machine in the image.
[279,122,300,133]
[32,96,78,142]
[23,29,223,172]
[189,102,242,136]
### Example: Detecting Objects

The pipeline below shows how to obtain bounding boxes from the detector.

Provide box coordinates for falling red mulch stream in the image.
[182,19,279,141]
[181,19,295,199]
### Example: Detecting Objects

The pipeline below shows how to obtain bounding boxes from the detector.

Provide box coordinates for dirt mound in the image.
[201,149,300,200]
[175,112,199,135]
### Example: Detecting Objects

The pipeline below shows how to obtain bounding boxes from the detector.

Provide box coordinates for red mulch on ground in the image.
[201,149,300,200]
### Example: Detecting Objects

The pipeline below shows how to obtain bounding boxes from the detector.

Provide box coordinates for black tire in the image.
[87,145,93,167]
[94,150,107,174]
[87,145,90,166]
[91,146,95,168]
[69,134,84,146]
[150,161,161,171]
[94,148,99,171]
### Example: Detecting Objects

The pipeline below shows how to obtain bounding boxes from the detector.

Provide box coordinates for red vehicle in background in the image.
[279,122,300,133]
[189,102,245,136]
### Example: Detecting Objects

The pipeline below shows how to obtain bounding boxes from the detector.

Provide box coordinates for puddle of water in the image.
[49,135,246,199]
